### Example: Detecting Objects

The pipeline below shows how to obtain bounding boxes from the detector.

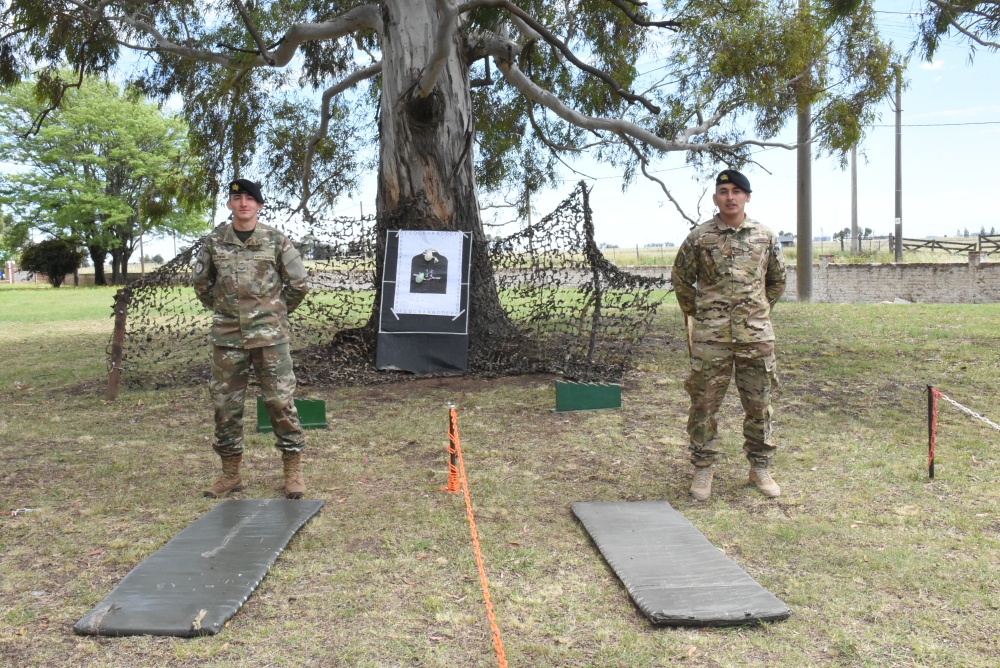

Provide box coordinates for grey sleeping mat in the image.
[572,500,790,626]
[74,499,323,637]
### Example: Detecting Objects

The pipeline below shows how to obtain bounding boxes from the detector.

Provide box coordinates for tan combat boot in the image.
[204,454,244,498]
[690,466,714,501]
[282,452,306,499]
[749,465,781,498]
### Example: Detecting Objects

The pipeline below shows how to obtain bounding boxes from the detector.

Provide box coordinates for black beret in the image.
[715,169,751,193]
[228,178,265,203]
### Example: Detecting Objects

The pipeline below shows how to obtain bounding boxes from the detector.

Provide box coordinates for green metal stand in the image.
[555,380,622,412]
[256,396,328,433]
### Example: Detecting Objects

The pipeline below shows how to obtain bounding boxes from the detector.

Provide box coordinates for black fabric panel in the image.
[377,279,470,334]
[375,230,471,374]
[74,499,323,637]
[375,332,468,375]
[572,500,791,626]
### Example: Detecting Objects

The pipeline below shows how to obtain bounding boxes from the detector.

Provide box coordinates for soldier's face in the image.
[713,184,750,220]
[227,192,263,225]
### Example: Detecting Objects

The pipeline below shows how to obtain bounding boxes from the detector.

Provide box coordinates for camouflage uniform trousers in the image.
[685,340,777,468]
[210,343,305,457]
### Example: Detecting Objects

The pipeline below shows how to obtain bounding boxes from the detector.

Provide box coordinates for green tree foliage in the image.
[18,238,84,287]
[0,1,895,215]
[0,212,24,263]
[826,0,998,63]
[0,75,211,285]
[918,0,1000,61]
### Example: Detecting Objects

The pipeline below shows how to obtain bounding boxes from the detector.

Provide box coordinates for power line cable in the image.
[874,120,1000,127]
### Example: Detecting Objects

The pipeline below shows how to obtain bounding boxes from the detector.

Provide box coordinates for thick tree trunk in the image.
[110,249,123,285]
[120,247,131,284]
[88,245,108,286]
[374,0,514,353]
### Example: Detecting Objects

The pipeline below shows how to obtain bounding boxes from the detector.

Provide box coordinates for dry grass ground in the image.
[2,284,999,667]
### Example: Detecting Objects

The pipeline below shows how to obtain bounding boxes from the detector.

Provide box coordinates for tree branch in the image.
[527,101,608,152]
[231,0,276,65]
[490,52,798,154]
[457,0,662,113]
[929,0,1000,49]
[300,62,383,216]
[417,0,461,98]
[63,0,382,69]
[25,47,88,137]
[64,1,234,66]
[605,0,681,29]
[618,134,699,227]
[965,19,1000,48]
[268,7,384,67]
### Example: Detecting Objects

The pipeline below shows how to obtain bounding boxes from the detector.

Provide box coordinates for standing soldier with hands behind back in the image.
[671,170,786,501]
[192,179,311,499]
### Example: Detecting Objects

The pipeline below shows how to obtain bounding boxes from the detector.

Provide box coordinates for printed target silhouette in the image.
[409,249,449,294]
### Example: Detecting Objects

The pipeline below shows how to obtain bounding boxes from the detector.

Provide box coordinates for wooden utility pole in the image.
[894,64,903,262]
[795,0,813,300]
[851,144,859,253]
[796,98,813,301]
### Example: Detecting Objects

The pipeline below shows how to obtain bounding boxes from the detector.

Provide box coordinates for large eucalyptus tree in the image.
[0,0,894,346]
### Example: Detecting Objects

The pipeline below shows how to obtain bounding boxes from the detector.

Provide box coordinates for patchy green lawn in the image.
[2,284,999,667]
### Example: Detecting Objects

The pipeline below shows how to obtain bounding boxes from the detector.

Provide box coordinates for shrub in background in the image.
[19,239,84,287]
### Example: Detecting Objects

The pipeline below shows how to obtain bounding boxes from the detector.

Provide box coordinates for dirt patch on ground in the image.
[359,372,558,405]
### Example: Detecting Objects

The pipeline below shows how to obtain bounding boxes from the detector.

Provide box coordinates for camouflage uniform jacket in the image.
[192,222,309,349]
[671,215,786,343]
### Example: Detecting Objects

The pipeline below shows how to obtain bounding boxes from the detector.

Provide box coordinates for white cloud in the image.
[921,60,945,70]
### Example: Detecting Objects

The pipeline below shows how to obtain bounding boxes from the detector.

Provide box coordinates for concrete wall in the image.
[630,260,1000,303]
[782,261,1000,303]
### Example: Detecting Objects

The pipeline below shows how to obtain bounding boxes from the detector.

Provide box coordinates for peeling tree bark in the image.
[373,0,513,349]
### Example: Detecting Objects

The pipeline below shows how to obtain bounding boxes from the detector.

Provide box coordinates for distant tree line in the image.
[0,74,211,285]
[956,227,997,237]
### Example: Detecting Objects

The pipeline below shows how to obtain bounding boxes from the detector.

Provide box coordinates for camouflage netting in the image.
[110,182,669,389]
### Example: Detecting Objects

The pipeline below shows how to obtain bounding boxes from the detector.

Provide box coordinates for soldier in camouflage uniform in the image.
[192,179,310,499]
[671,170,786,501]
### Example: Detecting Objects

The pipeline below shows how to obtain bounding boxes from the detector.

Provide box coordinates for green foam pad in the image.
[257,396,327,433]
[555,380,622,412]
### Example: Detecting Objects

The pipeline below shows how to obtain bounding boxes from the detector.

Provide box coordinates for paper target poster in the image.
[393,230,464,316]
[376,229,472,375]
